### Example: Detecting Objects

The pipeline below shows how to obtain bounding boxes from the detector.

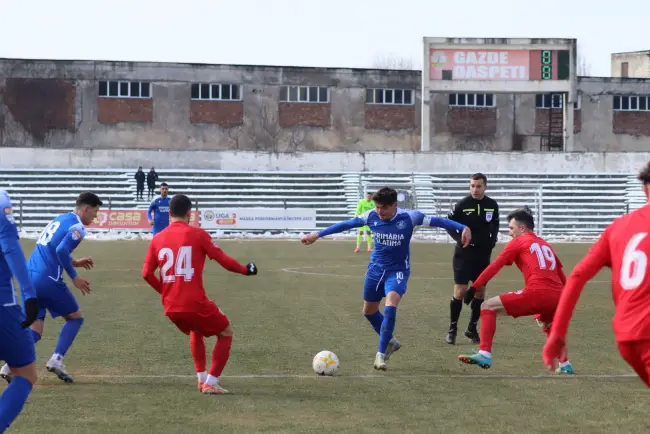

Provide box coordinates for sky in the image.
[1,0,649,77]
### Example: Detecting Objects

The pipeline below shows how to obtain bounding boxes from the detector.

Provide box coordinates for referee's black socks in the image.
[449,297,463,328]
[469,297,484,326]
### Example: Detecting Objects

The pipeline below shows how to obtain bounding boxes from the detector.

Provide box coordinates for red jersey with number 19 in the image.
[553,204,650,342]
[142,221,248,314]
[472,232,566,291]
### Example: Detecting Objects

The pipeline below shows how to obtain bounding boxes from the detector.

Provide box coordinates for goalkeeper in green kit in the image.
[354,191,375,253]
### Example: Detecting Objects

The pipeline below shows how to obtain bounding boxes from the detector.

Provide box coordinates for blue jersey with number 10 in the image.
[318,208,466,271]
[28,212,86,282]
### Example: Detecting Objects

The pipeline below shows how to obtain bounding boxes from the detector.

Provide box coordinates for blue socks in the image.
[54,317,84,357]
[0,376,33,432]
[364,311,384,335]
[30,329,41,344]
[378,306,397,354]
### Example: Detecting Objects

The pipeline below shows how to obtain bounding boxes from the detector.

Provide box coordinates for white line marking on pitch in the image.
[74,373,636,380]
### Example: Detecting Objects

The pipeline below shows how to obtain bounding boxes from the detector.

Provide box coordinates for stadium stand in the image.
[0,169,639,238]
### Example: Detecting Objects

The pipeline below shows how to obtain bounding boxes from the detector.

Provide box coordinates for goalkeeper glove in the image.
[246,263,258,276]
[463,286,476,305]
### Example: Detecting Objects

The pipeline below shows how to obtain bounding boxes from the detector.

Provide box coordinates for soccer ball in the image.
[312,350,339,376]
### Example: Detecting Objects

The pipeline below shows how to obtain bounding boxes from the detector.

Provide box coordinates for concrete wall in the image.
[611,52,650,78]
[3,58,650,153]
[1,147,649,174]
[0,59,421,153]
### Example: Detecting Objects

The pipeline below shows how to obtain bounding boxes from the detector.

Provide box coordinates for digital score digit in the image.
[535,50,570,81]
[541,50,553,80]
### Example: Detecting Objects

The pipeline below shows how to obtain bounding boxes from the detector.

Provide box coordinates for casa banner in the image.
[87,209,200,230]
[200,208,317,230]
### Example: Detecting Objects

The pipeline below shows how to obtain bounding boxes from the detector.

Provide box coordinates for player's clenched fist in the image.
[301,233,319,245]
[246,263,258,275]
[461,226,472,248]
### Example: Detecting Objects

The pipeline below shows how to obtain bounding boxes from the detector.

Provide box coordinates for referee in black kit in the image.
[444,173,500,345]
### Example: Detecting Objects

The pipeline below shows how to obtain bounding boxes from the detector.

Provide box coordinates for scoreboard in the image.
[532,50,570,80]
[428,48,571,81]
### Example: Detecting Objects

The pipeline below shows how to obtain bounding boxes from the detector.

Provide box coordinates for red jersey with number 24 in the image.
[472,232,566,291]
[142,221,248,314]
[554,204,650,342]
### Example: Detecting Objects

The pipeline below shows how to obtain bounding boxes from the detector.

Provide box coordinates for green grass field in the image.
[4,238,648,434]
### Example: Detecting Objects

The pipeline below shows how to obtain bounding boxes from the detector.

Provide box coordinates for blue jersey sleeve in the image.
[148,199,156,220]
[55,224,85,280]
[0,200,36,301]
[317,215,367,238]
[408,210,466,232]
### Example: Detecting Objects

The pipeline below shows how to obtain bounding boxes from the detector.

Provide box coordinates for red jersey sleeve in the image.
[142,240,162,293]
[472,239,520,288]
[550,227,612,340]
[201,231,248,275]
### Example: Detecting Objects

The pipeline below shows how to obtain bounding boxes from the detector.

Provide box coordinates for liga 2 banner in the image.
[200,208,317,230]
[87,209,200,230]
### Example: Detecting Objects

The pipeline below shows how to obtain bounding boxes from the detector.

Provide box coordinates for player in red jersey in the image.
[458,207,573,373]
[544,163,650,387]
[142,194,258,395]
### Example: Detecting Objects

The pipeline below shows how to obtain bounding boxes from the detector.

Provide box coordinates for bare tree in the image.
[247,95,282,153]
[372,53,417,70]
[577,44,592,76]
[286,127,306,153]
[226,125,244,149]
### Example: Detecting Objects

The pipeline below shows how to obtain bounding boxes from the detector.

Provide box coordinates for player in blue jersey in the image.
[0,192,101,385]
[0,190,39,432]
[148,182,171,235]
[301,187,472,370]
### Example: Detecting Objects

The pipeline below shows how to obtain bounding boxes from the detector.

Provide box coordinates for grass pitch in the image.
[4,239,648,434]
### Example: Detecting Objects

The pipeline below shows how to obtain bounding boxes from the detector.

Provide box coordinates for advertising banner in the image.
[87,209,200,230]
[200,208,317,230]
[429,49,530,81]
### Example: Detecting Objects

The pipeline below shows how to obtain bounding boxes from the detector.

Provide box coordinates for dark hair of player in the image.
[76,192,103,208]
[470,172,487,184]
[170,194,192,218]
[372,187,398,206]
[507,206,535,230]
[636,162,650,184]
[161,182,169,187]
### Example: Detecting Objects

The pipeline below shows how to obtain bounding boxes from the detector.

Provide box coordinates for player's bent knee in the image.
[362,302,380,315]
[385,291,402,307]
[30,319,44,335]
[219,325,233,337]
[11,363,37,385]
[64,310,83,320]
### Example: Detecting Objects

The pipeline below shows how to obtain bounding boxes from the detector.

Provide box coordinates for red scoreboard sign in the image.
[429,49,570,81]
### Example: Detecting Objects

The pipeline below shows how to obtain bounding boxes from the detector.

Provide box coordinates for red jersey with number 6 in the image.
[556,204,650,342]
[472,232,566,291]
[142,221,248,314]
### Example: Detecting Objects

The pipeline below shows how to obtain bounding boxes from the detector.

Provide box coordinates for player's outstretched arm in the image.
[202,232,255,275]
[301,216,367,245]
[543,233,610,369]
[141,242,162,293]
[408,210,471,247]
[445,203,464,242]
[464,242,517,304]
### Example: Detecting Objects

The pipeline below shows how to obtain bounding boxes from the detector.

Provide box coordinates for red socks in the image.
[479,310,497,353]
[190,332,206,373]
[208,335,233,378]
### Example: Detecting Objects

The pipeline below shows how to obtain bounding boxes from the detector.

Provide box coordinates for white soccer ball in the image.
[312,350,339,376]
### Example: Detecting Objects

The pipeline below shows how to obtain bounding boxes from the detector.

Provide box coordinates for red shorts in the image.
[617,340,650,388]
[165,300,230,337]
[499,288,561,324]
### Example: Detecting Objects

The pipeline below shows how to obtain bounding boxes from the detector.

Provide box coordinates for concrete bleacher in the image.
[0,169,643,237]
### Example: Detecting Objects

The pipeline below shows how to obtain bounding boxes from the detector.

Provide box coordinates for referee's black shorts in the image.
[452,246,491,286]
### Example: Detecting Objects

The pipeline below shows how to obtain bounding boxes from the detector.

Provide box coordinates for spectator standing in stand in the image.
[147,168,159,200]
[135,167,145,201]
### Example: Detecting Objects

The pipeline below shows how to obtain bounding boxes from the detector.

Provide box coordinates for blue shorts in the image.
[0,305,36,368]
[363,265,410,303]
[25,270,80,319]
